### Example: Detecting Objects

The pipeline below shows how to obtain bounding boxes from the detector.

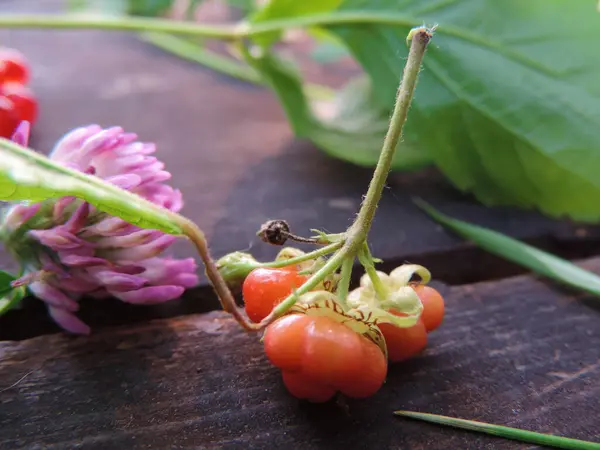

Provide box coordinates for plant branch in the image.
[347,27,433,247]
[262,241,343,269]
[180,219,259,331]
[0,12,420,38]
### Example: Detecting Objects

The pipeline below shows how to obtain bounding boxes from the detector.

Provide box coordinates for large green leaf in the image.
[324,0,600,221]
[0,138,183,235]
[247,51,430,170]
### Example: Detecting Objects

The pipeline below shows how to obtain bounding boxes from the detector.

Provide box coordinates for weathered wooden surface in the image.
[1,259,600,449]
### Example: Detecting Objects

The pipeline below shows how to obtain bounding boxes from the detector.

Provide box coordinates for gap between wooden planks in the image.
[1,259,599,450]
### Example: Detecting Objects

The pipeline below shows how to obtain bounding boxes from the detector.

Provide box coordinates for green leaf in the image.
[394,411,600,450]
[0,271,16,299]
[250,0,343,48]
[415,199,600,298]
[247,51,431,170]
[0,286,27,316]
[326,0,600,221]
[0,138,183,235]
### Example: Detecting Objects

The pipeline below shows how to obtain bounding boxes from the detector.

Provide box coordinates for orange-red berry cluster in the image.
[242,264,445,402]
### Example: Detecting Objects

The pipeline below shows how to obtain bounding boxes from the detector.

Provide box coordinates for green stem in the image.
[262,241,343,269]
[0,12,420,38]
[336,256,354,303]
[360,244,388,299]
[254,27,432,325]
[0,14,236,38]
[180,219,260,331]
[347,28,432,246]
[260,248,347,326]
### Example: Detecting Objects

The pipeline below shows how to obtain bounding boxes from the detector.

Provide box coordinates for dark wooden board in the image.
[1,259,600,449]
[3,0,600,339]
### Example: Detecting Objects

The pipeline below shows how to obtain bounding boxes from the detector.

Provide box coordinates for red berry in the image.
[242,267,308,323]
[413,285,445,332]
[264,314,387,402]
[0,48,30,84]
[378,315,428,363]
[0,96,19,139]
[1,83,37,124]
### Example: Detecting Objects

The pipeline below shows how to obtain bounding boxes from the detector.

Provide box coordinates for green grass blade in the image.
[415,199,600,298]
[394,411,600,450]
[0,138,183,235]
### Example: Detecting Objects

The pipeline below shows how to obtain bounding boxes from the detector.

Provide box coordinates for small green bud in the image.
[216,251,258,290]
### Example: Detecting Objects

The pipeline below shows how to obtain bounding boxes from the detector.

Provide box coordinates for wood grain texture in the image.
[1,259,600,449]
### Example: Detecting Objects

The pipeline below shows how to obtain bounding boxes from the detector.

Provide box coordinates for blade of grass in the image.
[394,411,600,450]
[414,198,600,298]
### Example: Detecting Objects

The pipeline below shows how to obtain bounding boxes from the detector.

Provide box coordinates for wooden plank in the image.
[1,259,599,449]
[2,0,600,339]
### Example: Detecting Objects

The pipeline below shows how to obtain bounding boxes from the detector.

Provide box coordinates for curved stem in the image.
[180,219,259,331]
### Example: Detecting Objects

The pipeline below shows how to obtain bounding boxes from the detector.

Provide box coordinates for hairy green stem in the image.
[256,29,432,323]
[346,28,432,246]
